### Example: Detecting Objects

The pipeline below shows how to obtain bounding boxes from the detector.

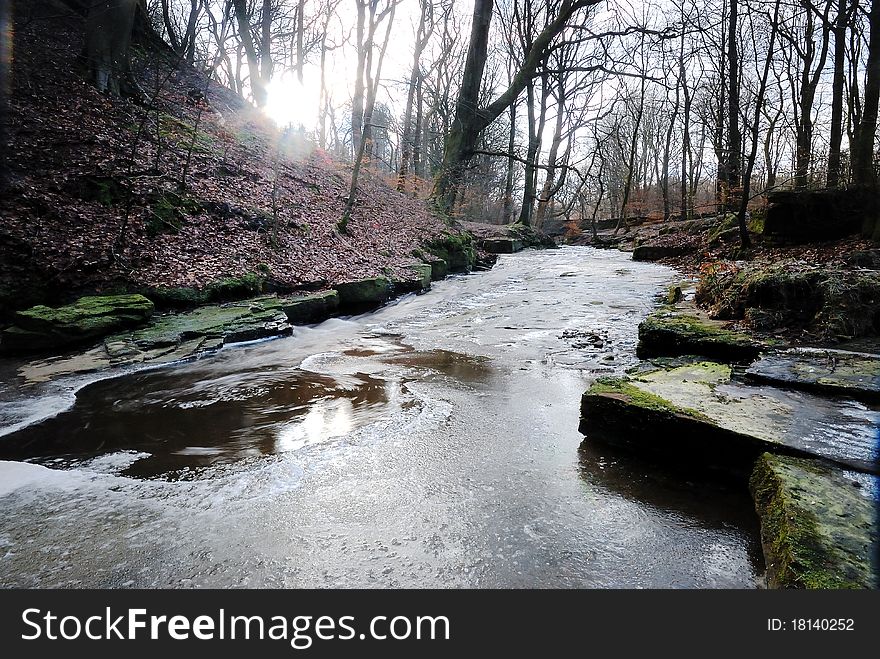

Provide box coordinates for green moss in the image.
[750,454,876,589]
[281,290,339,324]
[74,175,128,206]
[206,273,265,301]
[637,312,761,360]
[423,232,477,272]
[748,212,766,235]
[696,262,880,340]
[3,294,154,352]
[588,377,710,421]
[666,285,683,305]
[336,277,392,306]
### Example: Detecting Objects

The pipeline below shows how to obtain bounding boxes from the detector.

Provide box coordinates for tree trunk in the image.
[432,0,597,215]
[160,0,181,52]
[232,0,268,106]
[351,0,367,158]
[83,0,141,97]
[827,0,848,187]
[726,0,741,208]
[535,74,566,228]
[738,0,781,249]
[397,2,432,191]
[503,101,516,222]
[853,0,880,186]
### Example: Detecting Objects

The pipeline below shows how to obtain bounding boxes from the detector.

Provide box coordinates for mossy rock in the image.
[480,237,524,254]
[423,232,476,272]
[1,294,154,353]
[424,257,449,281]
[637,310,762,361]
[144,273,266,309]
[280,290,339,324]
[697,263,880,341]
[666,286,683,305]
[336,277,392,307]
[750,453,878,589]
[632,242,693,262]
[580,362,878,477]
[393,265,432,294]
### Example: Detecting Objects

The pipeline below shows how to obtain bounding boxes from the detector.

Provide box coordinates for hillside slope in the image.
[1,1,448,317]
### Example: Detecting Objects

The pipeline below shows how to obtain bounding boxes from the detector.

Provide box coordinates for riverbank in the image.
[575,229,880,588]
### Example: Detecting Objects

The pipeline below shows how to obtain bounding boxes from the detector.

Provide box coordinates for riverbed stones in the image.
[750,453,878,589]
[280,290,339,324]
[579,361,879,476]
[637,308,763,361]
[745,348,880,402]
[335,277,392,307]
[1,294,154,353]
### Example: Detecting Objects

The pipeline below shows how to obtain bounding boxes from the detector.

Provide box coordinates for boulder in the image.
[632,242,692,262]
[335,277,392,307]
[750,453,878,589]
[480,237,523,254]
[1,294,154,353]
[424,257,448,281]
[637,309,763,361]
[423,233,476,272]
[579,361,879,476]
[764,187,878,243]
[281,290,339,324]
[17,296,294,382]
[393,265,432,294]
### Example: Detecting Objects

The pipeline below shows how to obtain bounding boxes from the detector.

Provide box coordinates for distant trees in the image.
[431,0,600,216]
[80,0,880,234]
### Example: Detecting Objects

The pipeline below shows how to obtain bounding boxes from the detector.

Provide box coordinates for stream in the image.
[0,247,764,588]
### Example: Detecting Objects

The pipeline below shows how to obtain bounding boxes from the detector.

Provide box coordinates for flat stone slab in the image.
[745,348,880,402]
[17,296,297,383]
[750,453,878,588]
[580,362,879,475]
[637,305,764,361]
[1,294,154,353]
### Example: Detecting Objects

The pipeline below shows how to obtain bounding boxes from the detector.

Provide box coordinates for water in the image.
[0,247,763,588]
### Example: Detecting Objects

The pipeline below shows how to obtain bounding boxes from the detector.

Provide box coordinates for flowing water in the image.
[0,247,765,588]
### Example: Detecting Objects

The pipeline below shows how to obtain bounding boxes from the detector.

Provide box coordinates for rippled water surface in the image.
[0,248,764,587]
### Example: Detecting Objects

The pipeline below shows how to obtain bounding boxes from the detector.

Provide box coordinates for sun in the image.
[264,70,323,130]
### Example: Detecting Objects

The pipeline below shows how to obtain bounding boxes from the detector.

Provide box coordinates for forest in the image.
[0,0,877,593]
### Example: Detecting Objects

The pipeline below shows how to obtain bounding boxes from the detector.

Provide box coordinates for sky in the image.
[263,1,436,130]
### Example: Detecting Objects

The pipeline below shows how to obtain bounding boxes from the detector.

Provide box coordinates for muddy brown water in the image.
[0,247,766,587]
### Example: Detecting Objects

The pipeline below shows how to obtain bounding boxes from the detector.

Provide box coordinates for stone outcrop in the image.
[750,453,878,589]
[1,294,154,352]
[637,308,763,361]
[745,349,880,402]
[579,361,878,476]
[764,188,878,244]
[335,277,392,307]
